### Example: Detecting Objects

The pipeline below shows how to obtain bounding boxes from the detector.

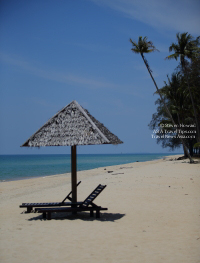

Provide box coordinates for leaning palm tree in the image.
[166,32,200,142]
[130,36,194,163]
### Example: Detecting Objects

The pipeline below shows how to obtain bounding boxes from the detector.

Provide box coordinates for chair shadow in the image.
[27,211,125,222]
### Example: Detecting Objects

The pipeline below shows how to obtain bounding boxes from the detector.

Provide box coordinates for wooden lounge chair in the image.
[35,184,107,219]
[19,181,82,213]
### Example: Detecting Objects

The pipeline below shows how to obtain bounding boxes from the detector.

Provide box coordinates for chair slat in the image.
[81,184,106,207]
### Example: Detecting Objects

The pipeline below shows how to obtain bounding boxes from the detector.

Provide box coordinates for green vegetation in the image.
[130,34,200,162]
[149,54,200,157]
[166,33,200,142]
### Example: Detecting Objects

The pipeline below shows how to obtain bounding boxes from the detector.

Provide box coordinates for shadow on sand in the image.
[27,211,125,222]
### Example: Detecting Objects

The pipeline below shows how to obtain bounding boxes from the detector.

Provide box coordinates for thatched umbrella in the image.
[21,100,123,204]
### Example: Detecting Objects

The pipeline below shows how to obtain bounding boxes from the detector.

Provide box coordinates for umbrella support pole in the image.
[71,145,77,214]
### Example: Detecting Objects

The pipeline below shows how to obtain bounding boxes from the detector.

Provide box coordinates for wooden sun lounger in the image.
[36,206,108,219]
[35,184,107,219]
[19,181,81,213]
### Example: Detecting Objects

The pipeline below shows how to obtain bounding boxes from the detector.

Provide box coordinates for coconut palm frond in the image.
[194,142,200,148]
[165,53,179,60]
[130,36,159,54]
[169,43,179,53]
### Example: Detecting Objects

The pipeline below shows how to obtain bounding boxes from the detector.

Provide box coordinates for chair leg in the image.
[47,212,51,220]
[27,207,32,213]
[90,210,94,217]
[96,210,100,218]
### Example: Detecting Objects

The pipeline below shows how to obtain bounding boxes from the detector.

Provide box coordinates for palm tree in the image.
[159,73,196,156]
[130,36,194,163]
[166,32,200,143]
[162,73,184,127]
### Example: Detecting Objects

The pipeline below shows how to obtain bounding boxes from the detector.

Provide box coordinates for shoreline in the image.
[0,153,183,182]
[1,154,200,263]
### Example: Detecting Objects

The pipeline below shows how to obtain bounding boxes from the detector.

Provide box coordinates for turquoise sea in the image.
[0,153,178,181]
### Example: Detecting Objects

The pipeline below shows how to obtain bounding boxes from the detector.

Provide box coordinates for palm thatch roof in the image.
[21,100,123,147]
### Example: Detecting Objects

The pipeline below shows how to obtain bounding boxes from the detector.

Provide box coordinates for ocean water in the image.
[0,153,177,181]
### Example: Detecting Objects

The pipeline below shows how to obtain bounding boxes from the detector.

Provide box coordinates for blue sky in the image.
[0,0,199,155]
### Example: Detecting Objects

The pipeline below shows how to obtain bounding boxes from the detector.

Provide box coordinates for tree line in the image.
[130,33,200,163]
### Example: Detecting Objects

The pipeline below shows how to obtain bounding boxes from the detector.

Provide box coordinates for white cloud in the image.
[0,52,153,98]
[90,0,200,35]
[0,52,116,90]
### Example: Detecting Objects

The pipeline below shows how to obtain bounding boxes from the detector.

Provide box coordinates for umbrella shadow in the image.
[27,211,125,222]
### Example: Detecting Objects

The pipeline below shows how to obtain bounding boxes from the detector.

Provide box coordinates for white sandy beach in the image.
[0,155,200,263]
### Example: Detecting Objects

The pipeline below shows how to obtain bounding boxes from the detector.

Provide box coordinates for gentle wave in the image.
[0,153,178,181]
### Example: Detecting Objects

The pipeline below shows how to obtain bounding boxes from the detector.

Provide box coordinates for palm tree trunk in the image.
[141,53,194,163]
[177,113,188,157]
[183,63,200,142]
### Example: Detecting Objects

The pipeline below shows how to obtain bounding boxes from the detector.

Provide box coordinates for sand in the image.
[0,155,200,263]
